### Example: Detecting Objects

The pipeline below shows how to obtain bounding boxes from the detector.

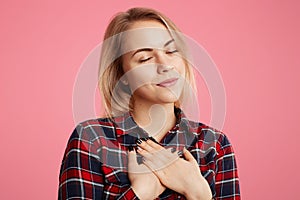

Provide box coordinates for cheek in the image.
[124,64,157,91]
[173,59,186,76]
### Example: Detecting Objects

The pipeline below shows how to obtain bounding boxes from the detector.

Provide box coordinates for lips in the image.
[156,78,179,87]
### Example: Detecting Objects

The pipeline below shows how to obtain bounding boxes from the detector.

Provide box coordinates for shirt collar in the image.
[112,107,199,148]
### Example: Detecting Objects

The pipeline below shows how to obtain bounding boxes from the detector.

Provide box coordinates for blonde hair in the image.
[98,7,196,118]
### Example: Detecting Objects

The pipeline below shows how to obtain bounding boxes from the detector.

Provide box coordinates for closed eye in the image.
[166,49,178,54]
[139,57,152,63]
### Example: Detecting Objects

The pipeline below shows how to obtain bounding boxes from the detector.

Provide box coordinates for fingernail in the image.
[149,136,159,144]
[128,145,134,152]
[136,138,143,144]
[135,145,140,151]
[177,150,183,157]
[171,147,176,153]
[141,137,148,141]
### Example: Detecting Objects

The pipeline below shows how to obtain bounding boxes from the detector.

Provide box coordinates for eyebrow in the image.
[131,39,175,58]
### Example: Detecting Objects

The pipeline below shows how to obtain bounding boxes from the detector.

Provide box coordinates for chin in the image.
[157,94,180,104]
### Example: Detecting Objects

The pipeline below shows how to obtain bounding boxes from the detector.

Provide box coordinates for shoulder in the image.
[69,117,116,142]
[78,116,115,128]
[62,117,116,158]
[187,119,233,149]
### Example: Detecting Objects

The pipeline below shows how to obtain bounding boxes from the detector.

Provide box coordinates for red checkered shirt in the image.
[58,108,240,199]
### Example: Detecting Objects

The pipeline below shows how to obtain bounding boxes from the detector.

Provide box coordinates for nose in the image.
[156,52,174,74]
[157,63,174,74]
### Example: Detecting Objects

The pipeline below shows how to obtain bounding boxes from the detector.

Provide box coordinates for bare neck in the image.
[131,103,176,141]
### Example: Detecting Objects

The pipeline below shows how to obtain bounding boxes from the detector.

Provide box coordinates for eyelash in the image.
[166,49,178,54]
[139,57,152,63]
[139,49,178,63]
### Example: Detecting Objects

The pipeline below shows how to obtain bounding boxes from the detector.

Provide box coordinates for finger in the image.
[138,145,178,168]
[128,149,139,170]
[140,147,167,170]
[144,151,180,173]
[128,148,137,163]
[143,157,165,172]
[146,137,164,150]
[136,146,153,159]
[138,145,170,161]
[182,148,198,165]
[128,149,150,174]
[163,147,179,160]
[136,138,155,152]
[144,157,179,183]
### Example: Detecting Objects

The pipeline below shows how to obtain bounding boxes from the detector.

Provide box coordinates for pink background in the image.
[1,0,299,199]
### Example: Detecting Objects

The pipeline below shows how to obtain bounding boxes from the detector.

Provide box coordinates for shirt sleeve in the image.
[58,124,139,200]
[214,134,241,200]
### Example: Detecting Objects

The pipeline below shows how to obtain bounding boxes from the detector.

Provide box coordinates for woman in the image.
[59,7,240,200]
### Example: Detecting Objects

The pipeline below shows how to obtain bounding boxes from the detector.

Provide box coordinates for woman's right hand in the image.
[128,149,166,200]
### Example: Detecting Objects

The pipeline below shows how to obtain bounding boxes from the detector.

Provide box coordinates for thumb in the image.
[182,148,197,165]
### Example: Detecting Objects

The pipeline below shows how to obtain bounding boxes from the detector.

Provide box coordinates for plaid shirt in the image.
[58,108,240,199]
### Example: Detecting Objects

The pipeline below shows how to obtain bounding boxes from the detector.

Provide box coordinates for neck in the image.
[131,102,176,141]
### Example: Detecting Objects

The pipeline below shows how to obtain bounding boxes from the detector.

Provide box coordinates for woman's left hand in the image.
[136,139,213,200]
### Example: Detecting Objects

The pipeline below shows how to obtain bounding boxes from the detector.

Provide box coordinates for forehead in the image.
[121,20,173,53]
